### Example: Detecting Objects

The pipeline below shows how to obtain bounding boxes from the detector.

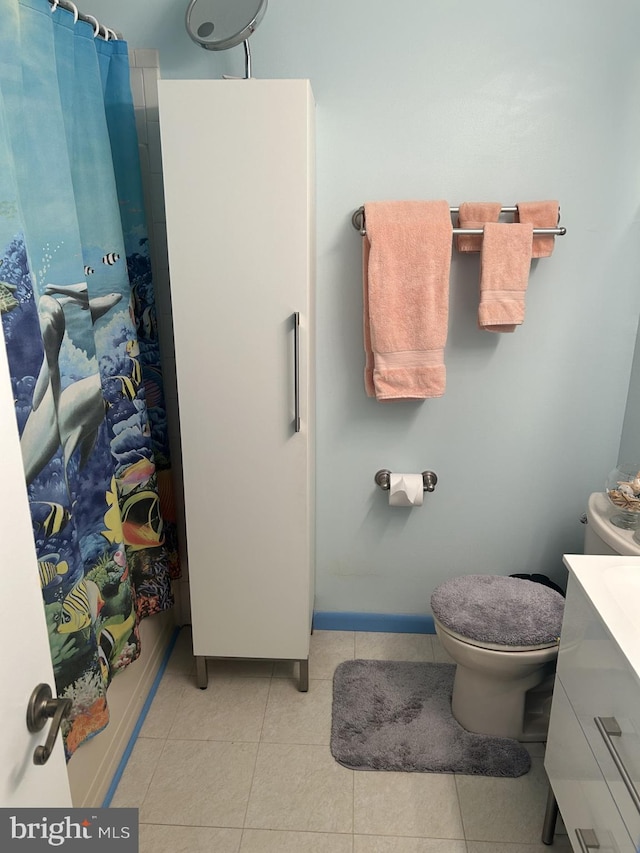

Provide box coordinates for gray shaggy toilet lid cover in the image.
[431,575,565,647]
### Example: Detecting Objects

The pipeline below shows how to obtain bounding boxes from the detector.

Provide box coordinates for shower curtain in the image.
[0,0,179,758]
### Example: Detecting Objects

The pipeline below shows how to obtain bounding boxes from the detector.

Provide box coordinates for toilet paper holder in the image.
[374,469,438,493]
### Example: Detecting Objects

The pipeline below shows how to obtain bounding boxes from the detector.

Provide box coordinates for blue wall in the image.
[619,329,640,469]
[92,0,640,615]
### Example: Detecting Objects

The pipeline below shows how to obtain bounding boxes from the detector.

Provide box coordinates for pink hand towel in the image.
[363,200,452,400]
[455,202,502,253]
[478,222,534,333]
[516,200,559,258]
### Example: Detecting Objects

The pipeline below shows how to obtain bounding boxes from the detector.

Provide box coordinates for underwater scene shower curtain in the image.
[0,0,179,758]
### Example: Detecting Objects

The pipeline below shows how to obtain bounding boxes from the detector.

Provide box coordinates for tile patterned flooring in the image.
[111,628,571,852]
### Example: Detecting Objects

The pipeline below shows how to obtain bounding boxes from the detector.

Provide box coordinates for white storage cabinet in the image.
[544,559,640,851]
[158,79,315,690]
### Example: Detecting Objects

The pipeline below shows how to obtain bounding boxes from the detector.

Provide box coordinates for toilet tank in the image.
[584,492,640,556]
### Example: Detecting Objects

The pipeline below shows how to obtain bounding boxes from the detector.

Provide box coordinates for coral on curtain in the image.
[0,0,179,758]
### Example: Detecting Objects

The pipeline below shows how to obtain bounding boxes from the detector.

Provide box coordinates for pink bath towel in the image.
[516,200,559,258]
[455,202,502,253]
[478,222,534,333]
[363,200,452,400]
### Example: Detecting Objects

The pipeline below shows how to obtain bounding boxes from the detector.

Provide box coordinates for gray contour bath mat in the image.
[331,660,531,777]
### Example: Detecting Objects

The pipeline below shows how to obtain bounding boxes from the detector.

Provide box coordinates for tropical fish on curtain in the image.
[0,0,179,758]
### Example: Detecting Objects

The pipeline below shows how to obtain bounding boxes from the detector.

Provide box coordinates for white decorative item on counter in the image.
[606,465,640,529]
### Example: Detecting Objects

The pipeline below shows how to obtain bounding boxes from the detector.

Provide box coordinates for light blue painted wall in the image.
[92,0,640,614]
[619,329,640,469]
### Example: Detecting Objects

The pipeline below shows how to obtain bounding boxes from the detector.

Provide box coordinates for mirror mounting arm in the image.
[243,38,251,79]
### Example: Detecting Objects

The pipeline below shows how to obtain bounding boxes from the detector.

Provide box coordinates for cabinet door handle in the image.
[575,828,600,851]
[293,312,300,433]
[594,715,640,814]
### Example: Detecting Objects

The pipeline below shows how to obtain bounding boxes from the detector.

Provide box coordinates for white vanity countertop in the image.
[563,554,640,682]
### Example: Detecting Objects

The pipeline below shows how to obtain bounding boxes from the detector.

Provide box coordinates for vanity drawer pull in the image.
[575,828,600,851]
[594,716,640,815]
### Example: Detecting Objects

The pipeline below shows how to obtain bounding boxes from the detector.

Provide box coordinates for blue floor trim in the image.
[102,625,181,808]
[313,611,435,634]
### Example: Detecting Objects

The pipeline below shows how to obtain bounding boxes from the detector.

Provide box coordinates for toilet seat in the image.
[434,617,559,653]
[431,574,564,649]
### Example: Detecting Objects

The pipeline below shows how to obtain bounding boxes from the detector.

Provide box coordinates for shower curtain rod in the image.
[351,206,567,237]
[49,0,122,40]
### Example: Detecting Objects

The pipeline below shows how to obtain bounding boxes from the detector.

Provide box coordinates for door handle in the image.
[26,683,72,766]
[575,828,600,852]
[293,312,300,433]
[595,715,640,814]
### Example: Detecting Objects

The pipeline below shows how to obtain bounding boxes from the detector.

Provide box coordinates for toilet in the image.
[431,491,640,742]
[432,575,563,742]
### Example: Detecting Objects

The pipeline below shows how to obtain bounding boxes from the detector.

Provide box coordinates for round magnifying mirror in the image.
[186,0,267,52]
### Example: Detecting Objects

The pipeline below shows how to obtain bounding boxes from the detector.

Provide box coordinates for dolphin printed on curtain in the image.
[0,0,180,758]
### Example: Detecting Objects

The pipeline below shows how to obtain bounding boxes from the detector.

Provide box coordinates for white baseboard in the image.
[67,609,176,808]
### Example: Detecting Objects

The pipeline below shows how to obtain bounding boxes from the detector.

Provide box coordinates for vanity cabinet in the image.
[544,556,640,852]
[158,80,315,689]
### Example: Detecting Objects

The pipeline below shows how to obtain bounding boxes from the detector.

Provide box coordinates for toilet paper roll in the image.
[389,473,424,507]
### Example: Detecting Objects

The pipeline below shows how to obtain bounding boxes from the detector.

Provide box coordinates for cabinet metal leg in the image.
[542,785,559,845]
[298,657,309,692]
[195,655,208,689]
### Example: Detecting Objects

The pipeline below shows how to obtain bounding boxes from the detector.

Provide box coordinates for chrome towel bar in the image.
[351,206,566,238]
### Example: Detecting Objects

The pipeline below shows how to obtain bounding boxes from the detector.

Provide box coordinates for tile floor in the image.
[111,628,571,853]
